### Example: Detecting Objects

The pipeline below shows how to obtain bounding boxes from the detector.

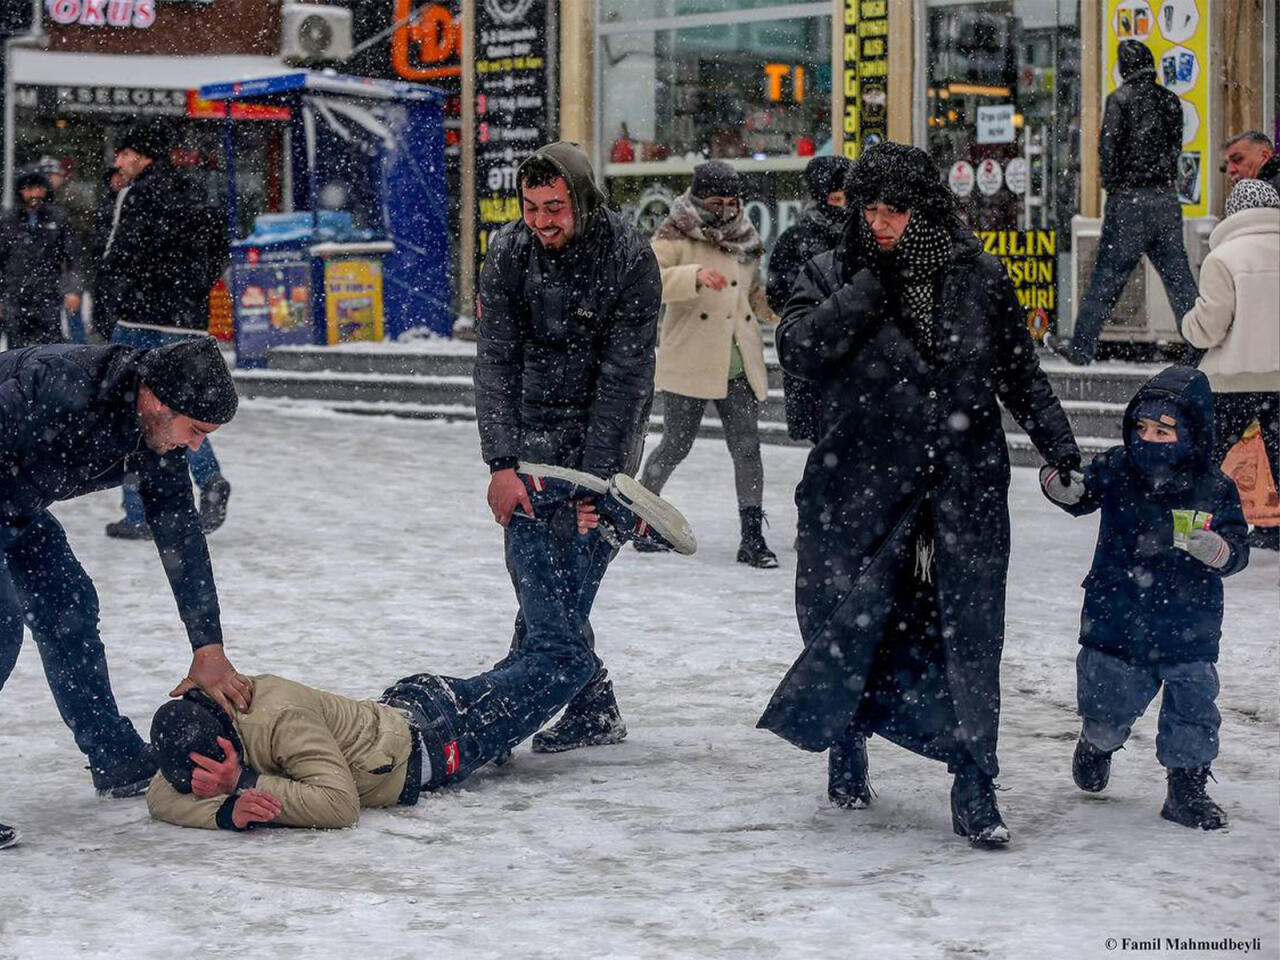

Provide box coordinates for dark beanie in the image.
[690,160,742,199]
[118,120,174,161]
[138,337,239,424]
[151,693,234,794]
[804,156,851,202]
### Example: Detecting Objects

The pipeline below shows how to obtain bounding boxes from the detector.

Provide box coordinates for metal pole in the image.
[223,112,238,242]
[459,0,476,322]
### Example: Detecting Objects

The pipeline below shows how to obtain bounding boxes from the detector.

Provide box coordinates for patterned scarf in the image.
[856,214,953,362]
[653,191,766,263]
[1224,178,1280,217]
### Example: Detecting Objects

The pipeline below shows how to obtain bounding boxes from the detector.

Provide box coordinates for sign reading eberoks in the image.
[976,229,1058,340]
[1104,0,1210,217]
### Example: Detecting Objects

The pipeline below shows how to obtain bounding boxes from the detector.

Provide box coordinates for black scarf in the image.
[856,214,953,363]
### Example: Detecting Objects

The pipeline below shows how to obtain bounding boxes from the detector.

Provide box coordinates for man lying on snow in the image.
[146,464,694,831]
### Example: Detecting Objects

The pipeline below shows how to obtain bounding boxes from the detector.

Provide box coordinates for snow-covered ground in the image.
[1,405,1276,960]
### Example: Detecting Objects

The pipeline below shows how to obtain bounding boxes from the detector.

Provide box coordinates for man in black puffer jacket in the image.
[0,339,251,814]
[1047,40,1199,366]
[475,141,660,756]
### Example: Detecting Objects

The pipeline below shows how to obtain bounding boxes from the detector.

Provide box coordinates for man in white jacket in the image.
[1181,178,1280,549]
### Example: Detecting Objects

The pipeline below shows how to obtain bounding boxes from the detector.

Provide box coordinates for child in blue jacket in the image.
[1040,366,1249,829]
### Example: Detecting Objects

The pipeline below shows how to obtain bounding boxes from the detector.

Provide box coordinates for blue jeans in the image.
[109,324,223,523]
[0,514,147,769]
[1076,646,1220,769]
[1068,188,1199,362]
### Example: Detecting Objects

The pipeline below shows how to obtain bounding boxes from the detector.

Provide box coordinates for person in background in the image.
[1221,131,1280,192]
[95,120,232,540]
[0,169,83,349]
[641,160,781,568]
[1180,179,1280,550]
[1046,40,1199,366]
[767,155,851,445]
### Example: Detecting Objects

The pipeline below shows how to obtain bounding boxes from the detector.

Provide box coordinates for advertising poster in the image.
[841,0,889,159]
[474,0,551,274]
[1104,0,1209,217]
[232,257,313,369]
[324,259,385,345]
[976,229,1058,339]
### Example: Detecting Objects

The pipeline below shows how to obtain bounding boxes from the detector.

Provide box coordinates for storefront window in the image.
[599,11,832,168]
[599,0,812,20]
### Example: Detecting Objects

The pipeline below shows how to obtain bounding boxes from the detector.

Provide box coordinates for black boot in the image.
[828,733,872,808]
[0,822,16,850]
[90,745,158,798]
[1161,766,1228,830]
[532,669,627,753]
[199,475,232,534]
[950,764,1010,847]
[737,506,778,569]
[105,519,152,541]
[1072,734,1115,793]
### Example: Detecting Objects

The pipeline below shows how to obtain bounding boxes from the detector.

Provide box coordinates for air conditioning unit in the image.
[281,4,353,64]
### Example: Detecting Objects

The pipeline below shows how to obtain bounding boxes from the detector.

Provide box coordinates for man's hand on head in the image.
[487,468,533,527]
[170,645,252,712]
[190,736,243,798]
[232,789,281,830]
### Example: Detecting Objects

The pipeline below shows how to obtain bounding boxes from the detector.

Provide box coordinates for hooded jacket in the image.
[0,191,82,333]
[1100,41,1184,192]
[0,344,223,647]
[1181,205,1280,392]
[474,142,661,477]
[1050,367,1249,665]
[147,675,416,830]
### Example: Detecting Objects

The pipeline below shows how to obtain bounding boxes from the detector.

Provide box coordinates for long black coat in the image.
[0,201,83,341]
[475,205,661,478]
[757,233,1079,776]
[95,161,228,337]
[0,344,223,648]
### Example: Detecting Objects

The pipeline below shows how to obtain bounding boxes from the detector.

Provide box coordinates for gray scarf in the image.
[653,191,765,263]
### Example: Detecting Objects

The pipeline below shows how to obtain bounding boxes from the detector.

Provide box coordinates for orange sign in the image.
[186,91,289,121]
[392,0,461,80]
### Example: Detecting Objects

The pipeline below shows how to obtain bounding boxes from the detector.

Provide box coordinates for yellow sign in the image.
[1103,0,1209,217]
[977,229,1058,340]
[324,259,385,345]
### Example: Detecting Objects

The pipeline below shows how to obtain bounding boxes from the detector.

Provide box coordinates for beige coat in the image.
[1182,207,1280,392]
[650,237,778,402]
[147,675,415,830]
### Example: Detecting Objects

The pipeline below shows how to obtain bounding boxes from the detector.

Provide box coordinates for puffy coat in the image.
[147,675,416,830]
[1052,367,1249,665]
[650,235,777,402]
[0,200,82,334]
[94,160,227,336]
[475,147,660,478]
[0,344,222,647]
[1100,41,1183,192]
[756,230,1078,776]
[1181,206,1280,392]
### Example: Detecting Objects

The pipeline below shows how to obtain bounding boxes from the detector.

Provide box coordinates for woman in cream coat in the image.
[1182,178,1280,549]
[640,161,780,567]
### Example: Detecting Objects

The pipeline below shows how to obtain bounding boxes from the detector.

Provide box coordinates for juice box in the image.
[1172,509,1213,550]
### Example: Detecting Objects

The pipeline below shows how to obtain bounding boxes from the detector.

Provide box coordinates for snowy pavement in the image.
[1,404,1276,960]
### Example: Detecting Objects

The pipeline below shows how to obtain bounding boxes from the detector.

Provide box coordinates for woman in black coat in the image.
[757,143,1080,846]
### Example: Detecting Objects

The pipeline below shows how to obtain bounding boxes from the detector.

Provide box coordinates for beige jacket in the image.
[146,675,414,831]
[650,237,779,402]
[1182,207,1280,392]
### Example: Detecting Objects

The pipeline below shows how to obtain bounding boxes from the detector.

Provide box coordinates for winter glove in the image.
[1183,527,1231,569]
[1039,463,1086,507]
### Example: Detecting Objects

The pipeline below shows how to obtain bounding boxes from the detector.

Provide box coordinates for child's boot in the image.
[1161,766,1228,830]
[1072,734,1115,792]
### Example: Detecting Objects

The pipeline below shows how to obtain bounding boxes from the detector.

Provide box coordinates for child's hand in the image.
[1039,464,1086,507]
[1184,528,1230,569]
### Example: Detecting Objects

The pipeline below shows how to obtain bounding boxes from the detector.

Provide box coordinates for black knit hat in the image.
[151,691,239,794]
[138,337,239,424]
[804,156,851,201]
[691,160,742,199]
[845,142,958,225]
[118,120,174,161]
[14,168,49,194]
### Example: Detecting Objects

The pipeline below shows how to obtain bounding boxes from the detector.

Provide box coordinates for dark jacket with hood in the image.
[1258,153,1280,193]
[475,142,661,477]
[0,344,223,648]
[94,160,228,337]
[757,204,1078,776]
[1100,41,1184,192]
[0,179,83,336]
[1050,366,1248,665]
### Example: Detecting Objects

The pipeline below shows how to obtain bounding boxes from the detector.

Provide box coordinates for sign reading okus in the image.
[1104,0,1210,217]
